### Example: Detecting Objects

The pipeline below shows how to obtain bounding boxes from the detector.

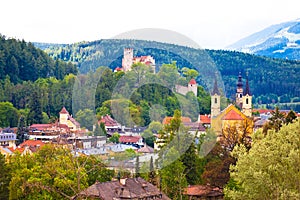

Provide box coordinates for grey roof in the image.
[73,177,170,200]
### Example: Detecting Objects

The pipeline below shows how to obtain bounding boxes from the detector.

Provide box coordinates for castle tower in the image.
[242,73,252,117]
[122,48,133,72]
[211,77,221,118]
[59,107,69,125]
[236,72,243,108]
[188,79,198,96]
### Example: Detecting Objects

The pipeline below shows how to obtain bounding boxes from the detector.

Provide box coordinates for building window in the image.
[246,98,249,104]
[215,98,217,104]
[240,94,242,98]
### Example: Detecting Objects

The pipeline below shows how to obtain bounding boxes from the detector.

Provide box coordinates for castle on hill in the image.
[175,78,198,96]
[117,48,156,72]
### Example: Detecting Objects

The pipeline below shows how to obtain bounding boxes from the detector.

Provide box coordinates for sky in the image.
[1,0,300,49]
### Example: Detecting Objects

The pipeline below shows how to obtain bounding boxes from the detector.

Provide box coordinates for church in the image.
[210,72,254,138]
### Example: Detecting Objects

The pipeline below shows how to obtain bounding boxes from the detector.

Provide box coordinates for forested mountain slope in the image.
[35,39,300,105]
[0,35,77,84]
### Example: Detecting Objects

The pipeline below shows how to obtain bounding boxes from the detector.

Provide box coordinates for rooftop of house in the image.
[119,135,142,143]
[137,145,154,153]
[162,116,192,125]
[184,185,223,198]
[19,140,45,148]
[99,115,120,127]
[199,114,211,124]
[73,177,170,200]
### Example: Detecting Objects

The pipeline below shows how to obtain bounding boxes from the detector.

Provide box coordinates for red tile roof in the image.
[99,115,119,127]
[30,124,53,130]
[199,115,211,124]
[119,135,141,143]
[8,147,26,154]
[184,185,223,197]
[162,116,192,125]
[59,107,69,114]
[222,110,244,120]
[252,109,273,114]
[19,140,45,148]
[137,145,154,153]
[189,79,197,85]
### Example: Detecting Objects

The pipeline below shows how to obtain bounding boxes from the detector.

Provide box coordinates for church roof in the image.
[243,75,251,96]
[222,109,244,120]
[59,107,69,114]
[212,78,220,95]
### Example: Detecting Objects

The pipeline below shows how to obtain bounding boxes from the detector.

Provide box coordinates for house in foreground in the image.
[183,185,224,200]
[72,177,170,200]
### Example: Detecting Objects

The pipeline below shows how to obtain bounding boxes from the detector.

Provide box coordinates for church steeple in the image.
[211,73,221,118]
[236,72,243,108]
[242,72,252,117]
[243,71,251,96]
[212,77,220,95]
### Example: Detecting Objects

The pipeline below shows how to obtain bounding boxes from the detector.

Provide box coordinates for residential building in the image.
[72,177,170,200]
[184,185,224,200]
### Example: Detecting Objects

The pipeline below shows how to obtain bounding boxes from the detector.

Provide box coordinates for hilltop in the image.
[34,39,300,110]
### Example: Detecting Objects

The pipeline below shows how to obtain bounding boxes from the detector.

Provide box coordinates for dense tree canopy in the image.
[0,35,77,84]
[226,120,300,199]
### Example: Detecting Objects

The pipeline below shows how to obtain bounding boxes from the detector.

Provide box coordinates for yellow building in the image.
[59,107,81,132]
[211,73,253,143]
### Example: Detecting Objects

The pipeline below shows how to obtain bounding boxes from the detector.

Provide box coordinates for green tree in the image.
[27,89,43,125]
[0,153,10,200]
[180,140,203,185]
[94,123,106,136]
[226,120,300,199]
[148,156,157,185]
[135,155,140,178]
[160,147,187,200]
[0,102,19,128]
[285,110,297,125]
[75,109,96,131]
[264,106,286,133]
[8,145,111,200]
[109,132,120,143]
[16,115,28,145]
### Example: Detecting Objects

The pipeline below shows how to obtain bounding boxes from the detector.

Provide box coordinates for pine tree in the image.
[148,156,157,185]
[27,89,43,125]
[135,155,140,178]
[181,141,203,185]
[285,110,297,125]
[16,116,27,145]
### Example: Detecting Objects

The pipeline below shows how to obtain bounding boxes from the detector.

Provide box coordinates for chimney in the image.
[120,178,127,186]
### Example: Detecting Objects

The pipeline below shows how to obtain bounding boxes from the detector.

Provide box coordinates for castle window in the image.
[240,94,242,98]
[246,98,249,104]
[215,98,217,104]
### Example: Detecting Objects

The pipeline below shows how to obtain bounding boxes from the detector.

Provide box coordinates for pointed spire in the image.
[244,71,251,95]
[237,72,243,88]
[212,73,220,95]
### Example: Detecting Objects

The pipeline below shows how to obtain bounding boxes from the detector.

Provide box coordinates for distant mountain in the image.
[34,39,300,111]
[227,19,300,60]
